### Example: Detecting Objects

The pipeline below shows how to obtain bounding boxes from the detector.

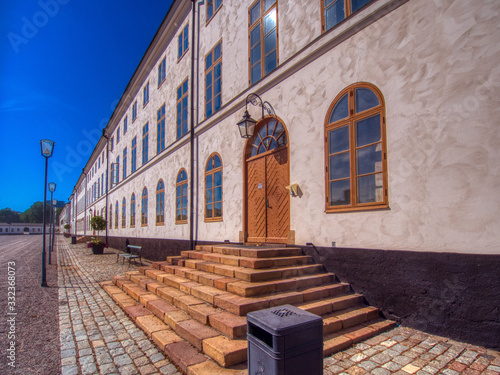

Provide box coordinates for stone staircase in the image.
[100,244,395,374]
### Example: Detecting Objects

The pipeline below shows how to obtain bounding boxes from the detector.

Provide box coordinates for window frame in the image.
[321,0,375,33]
[324,82,388,212]
[131,137,137,173]
[178,24,189,61]
[132,100,138,122]
[204,153,223,222]
[156,179,165,225]
[142,123,149,165]
[122,147,127,179]
[205,40,223,119]
[141,187,148,226]
[143,82,150,107]
[130,193,136,228]
[176,78,189,139]
[175,169,188,224]
[115,200,119,229]
[124,116,128,134]
[157,104,166,154]
[248,0,279,85]
[158,57,166,87]
[206,0,223,24]
[121,198,126,228]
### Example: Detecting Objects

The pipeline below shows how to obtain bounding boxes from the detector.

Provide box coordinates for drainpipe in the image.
[102,130,110,245]
[83,169,87,236]
[189,0,197,251]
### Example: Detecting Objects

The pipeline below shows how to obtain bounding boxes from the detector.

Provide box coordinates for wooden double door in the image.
[246,119,290,244]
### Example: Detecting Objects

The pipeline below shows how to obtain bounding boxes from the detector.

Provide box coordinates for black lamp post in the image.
[40,139,55,287]
[236,93,276,138]
[48,182,56,265]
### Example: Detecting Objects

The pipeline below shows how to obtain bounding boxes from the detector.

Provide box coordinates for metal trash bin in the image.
[71,236,76,244]
[247,304,323,375]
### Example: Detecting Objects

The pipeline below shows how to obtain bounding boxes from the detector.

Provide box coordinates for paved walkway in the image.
[57,238,500,375]
[57,238,181,375]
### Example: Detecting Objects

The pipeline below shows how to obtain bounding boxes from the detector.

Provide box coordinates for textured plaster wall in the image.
[77,0,499,254]
[276,0,500,253]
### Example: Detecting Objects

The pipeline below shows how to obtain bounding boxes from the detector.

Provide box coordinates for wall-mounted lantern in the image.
[236,93,275,138]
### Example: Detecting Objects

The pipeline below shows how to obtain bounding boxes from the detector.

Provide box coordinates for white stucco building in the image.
[68,0,500,348]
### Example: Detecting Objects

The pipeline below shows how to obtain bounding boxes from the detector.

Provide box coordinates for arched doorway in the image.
[245,117,290,244]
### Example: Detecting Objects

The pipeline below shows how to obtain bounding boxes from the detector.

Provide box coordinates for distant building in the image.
[0,223,45,234]
[68,0,499,348]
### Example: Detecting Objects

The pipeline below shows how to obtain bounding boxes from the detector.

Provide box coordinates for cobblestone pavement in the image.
[57,237,499,375]
[57,238,182,375]
[323,326,500,375]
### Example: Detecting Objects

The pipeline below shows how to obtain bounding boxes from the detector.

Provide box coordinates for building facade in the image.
[69,0,500,348]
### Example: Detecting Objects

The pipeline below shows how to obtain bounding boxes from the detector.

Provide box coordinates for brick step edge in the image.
[112,272,394,348]
[145,263,337,298]
[178,249,314,269]
[100,281,248,371]
[101,279,396,370]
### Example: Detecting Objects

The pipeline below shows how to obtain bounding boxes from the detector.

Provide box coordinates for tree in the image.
[90,216,107,244]
[64,223,71,232]
[0,208,22,223]
[21,202,51,223]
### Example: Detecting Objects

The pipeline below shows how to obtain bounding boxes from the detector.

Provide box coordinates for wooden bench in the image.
[116,245,142,266]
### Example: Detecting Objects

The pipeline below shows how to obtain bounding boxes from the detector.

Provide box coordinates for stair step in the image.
[323,319,396,356]
[181,249,313,269]
[103,244,397,372]
[194,245,303,258]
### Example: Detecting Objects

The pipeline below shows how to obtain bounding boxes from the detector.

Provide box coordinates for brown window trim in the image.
[204,153,223,222]
[206,0,223,26]
[204,39,223,119]
[324,82,388,212]
[320,0,375,34]
[248,0,279,85]
[156,179,165,225]
[143,82,150,108]
[176,169,188,224]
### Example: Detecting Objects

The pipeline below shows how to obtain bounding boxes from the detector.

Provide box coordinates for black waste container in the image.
[247,304,323,375]
[71,236,76,244]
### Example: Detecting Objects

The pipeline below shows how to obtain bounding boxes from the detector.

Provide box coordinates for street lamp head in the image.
[236,110,257,139]
[40,139,55,158]
[48,182,56,192]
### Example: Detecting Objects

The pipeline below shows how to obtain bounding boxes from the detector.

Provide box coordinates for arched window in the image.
[109,204,113,228]
[130,193,136,228]
[121,198,126,228]
[115,201,118,228]
[156,180,165,225]
[325,83,388,211]
[141,187,148,226]
[176,169,188,224]
[205,153,222,221]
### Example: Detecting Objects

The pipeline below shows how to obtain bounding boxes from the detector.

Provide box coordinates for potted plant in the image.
[87,216,108,254]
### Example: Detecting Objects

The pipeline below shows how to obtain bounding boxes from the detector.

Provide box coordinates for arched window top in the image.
[157,179,164,191]
[122,197,126,204]
[355,87,380,113]
[249,118,287,158]
[115,200,118,207]
[325,82,387,211]
[206,153,222,172]
[142,187,148,197]
[329,93,348,123]
[131,193,135,201]
[177,169,187,183]
[327,83,384,125]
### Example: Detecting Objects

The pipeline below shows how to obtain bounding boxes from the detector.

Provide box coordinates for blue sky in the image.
[0,0,173,212]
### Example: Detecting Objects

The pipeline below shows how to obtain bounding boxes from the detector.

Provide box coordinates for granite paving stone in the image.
[57,238,182,375]
[58,238,500,375]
